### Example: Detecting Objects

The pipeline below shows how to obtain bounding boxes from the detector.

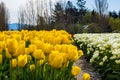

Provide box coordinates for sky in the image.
[0,0,120,23]
[86,0,120,12]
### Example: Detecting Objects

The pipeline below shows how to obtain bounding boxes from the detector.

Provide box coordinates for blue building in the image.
[8,23,18,30]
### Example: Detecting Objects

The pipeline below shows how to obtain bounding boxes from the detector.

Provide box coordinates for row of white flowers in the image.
[74,33,120,79]
[74,33,120,67]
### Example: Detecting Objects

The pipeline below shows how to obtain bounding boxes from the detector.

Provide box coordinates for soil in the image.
[74,56,102,80]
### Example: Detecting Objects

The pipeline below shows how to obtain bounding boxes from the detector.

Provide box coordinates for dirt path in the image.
[74,56,102,80]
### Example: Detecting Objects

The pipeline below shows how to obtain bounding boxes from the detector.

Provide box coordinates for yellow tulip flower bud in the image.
[71,66,81,76]
[83,73,90,80]
[11,59,17,68]
[0,54,2,64]
[30,64,35,71]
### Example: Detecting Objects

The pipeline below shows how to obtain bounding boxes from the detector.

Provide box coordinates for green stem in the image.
[50,66,53,80]
[17,62,20,80]
[35,59,37,80]
[22,68,24,80]
[54,68,59,80]
[10,59,12,80]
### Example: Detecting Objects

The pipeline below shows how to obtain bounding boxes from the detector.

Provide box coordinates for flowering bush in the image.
[74,33,120,80]
[0,29,84,80]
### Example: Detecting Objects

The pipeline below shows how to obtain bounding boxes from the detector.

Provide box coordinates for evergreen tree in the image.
[118,11,120,18]
[77,0,86,10]
[109,11,118,18]
[76,0,87,23]
[53,2,66,30]
[53,2,64,23]
[65,1,78,24]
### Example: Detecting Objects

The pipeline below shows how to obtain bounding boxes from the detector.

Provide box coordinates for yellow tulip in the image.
[53,37,62,45]
[61,35,72,44]
[63,61,69,68]
[27,55,32,61]
[14,42,25,56]
[0,54,2,64]
[49,51,63,68]
[78,50,84,57]
[28,44,36,53]
[61,44,68,53]
[61,53,68,65]
[18,55,27,67]
[6,39,18,55]
[54,45,62,52]
[33,49,45,60]
[0,33,5,41]
[14,34,21,42]
[37,59,44,66]
[25,48,30,54]
[0,41,5,51]
[48,51,59,63]
[71,66,81,76]
[33,40,44,49]
[30,64,35,71]
[83,73,90,80]
[42,43,53,54]
[11,59,17,68]
[0,49,2,54]
[68,49,79,61]
[5,48,11,59]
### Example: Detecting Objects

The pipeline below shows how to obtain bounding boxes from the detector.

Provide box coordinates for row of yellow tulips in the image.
[0,30,90,80]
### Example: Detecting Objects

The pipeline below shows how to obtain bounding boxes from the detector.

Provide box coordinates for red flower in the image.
[71,34,74,37]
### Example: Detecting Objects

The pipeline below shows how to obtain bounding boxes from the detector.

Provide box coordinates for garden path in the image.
[74,56,102,80]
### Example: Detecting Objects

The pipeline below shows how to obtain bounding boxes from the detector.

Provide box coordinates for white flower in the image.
[99,62,103,66]
[102,56,108,62]
[99,47,105,51]
[112,49,120,55]
[92,52,99,59]
[90,58,94,63]
[93,50,99,54]
[110,55,116,60]
[73,33,120,66]
[87,50,90,54]
[112,43,119,49]
[115,60,120,64]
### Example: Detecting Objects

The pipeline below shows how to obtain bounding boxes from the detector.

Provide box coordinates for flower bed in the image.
[0,30,85,80]
[74,33,120,80]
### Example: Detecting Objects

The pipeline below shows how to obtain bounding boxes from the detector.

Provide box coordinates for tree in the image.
[65,1,78,24]
[18,7,25,30]
[18,0,37,30]
[109,11,118,18]
[94,0,108,16]
[118,11,120,18]
[109,17,120,31]
[76,0,87,23]
[53,2,66,30]
[94,0,109,32]
[83,11,91,24]
[53,2,64,22]
[0,2,9,31]
[18,0,53,30]
[77,0,86,10]
[83,23,102,33]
